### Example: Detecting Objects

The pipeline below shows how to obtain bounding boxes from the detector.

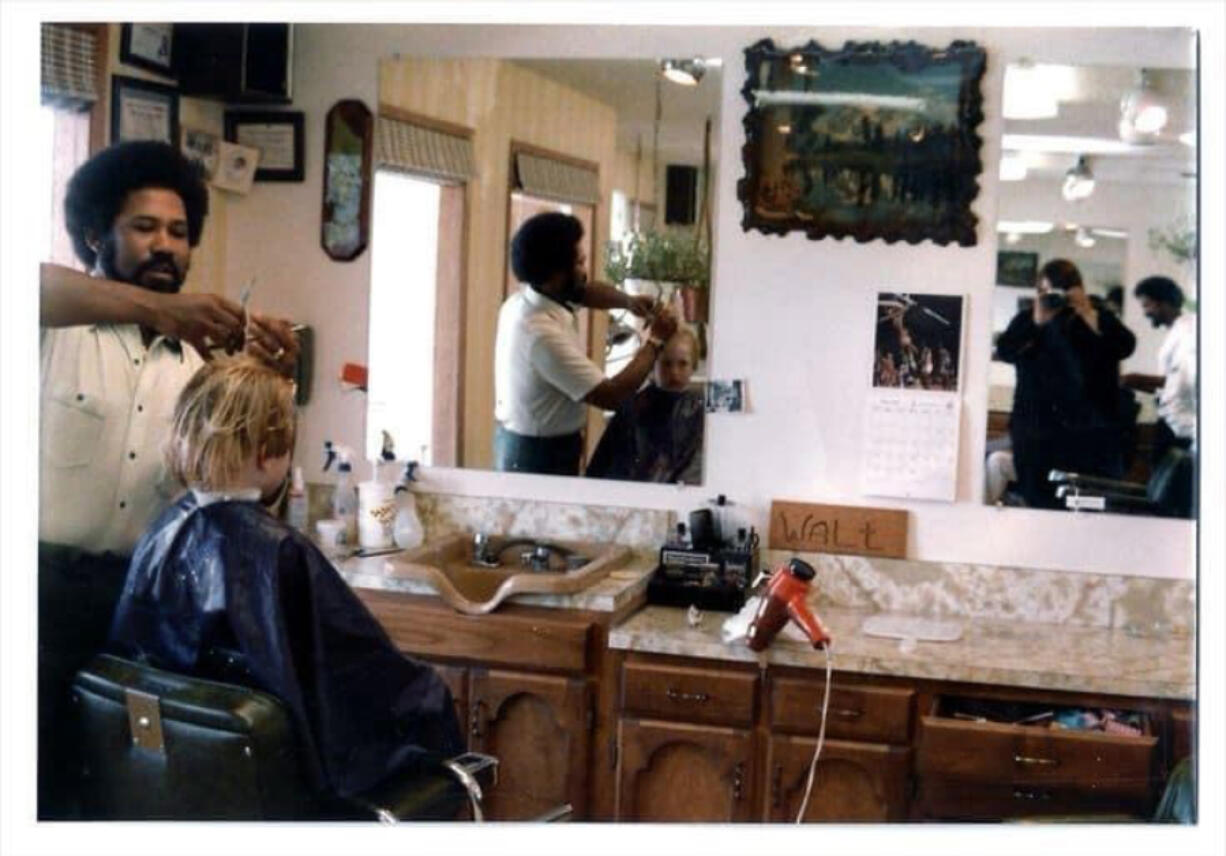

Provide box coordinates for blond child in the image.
[108,356,461,799]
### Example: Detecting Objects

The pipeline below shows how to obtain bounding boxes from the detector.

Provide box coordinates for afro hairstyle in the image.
[63,140,209,269]
[509,211,583,287]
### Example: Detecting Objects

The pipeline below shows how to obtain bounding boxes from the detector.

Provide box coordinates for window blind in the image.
[41,24,98,111]
[374,116,475,183]
[514,151,599,205]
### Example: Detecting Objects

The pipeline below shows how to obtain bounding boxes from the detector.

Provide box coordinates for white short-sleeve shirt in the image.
[40,323,203,555]
[1157,312,1196,442]
[494,287,604,436]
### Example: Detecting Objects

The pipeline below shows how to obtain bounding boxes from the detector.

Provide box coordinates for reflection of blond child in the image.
[109,355,461,799]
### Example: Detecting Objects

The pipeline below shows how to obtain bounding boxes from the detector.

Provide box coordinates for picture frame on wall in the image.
[737,38,987,246]
[180,127,220,181]
[110,75,179,146]
[224,111,305,182]
[995,250,1039,287]
[119,23,175,77]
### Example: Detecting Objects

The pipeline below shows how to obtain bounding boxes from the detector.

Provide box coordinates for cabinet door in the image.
[765,734,910,822]
[616,719,755,822]
[468,668,590,820]
[427,661,469,747]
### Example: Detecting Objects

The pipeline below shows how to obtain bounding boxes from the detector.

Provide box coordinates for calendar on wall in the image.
[861,391,961,501]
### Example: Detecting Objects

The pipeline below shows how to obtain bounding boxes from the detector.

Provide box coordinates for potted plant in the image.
[603,229,709,322]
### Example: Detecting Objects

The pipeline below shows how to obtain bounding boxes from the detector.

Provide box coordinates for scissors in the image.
[238,277,256,351]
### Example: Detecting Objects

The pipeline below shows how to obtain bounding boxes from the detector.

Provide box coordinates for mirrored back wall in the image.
[365,56,722,486]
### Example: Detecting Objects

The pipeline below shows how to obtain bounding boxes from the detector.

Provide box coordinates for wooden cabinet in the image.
[468,669,590,820]
[765,735,910,821]
[356,589,632,821]
[617,719,756,821]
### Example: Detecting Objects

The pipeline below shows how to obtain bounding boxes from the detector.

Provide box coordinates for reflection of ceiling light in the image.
[753,90,926,111]
[1005,232,1022,245]
[777,123,792,134]
[1074,226,1096,248]
[998,220,1054,234]
[1118,69,1169,144]
[1003,59,1059,119]
[660,58,706,86]
[1062,155,1095,202]
[1090,227,1128,239]
[999,153,1028,181]
[1179,130,1196,147]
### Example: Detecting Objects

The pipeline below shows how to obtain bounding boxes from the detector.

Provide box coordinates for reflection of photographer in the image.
[995,259,1136,509]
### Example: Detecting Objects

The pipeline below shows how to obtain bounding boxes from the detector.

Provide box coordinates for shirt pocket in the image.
[43,386,106,468]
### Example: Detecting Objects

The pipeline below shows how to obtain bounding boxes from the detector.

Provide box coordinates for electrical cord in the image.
[794,642,834,823]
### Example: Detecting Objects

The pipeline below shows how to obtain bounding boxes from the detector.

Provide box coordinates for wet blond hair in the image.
[166,355,295,490]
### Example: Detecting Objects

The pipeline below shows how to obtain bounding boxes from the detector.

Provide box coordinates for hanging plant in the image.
[1148,217,1197,267]
[603,229,709,287]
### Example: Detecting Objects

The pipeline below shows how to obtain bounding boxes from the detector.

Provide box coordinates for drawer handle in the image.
[1013,754,1059,767]
[732,762,745,801]
[666,688,710,704]
[831,707,863,720]
[1012,788,1052,801]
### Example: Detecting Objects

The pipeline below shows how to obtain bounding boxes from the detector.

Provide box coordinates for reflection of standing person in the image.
[493,212,677,475]
[1124,276,1196,462]
[585,328,705,485]
[995,259,1135,507]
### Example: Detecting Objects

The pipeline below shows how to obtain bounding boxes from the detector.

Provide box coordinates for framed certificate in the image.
[110,75,179,145]
[224,111,305,182]
[120,23,174,77]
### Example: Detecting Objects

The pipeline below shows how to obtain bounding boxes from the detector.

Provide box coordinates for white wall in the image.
[223,24,1199,579]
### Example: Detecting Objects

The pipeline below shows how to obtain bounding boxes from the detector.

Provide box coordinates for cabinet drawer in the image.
[917,697,1157,798]
[771,676,913,744]
[916,776,1149,821]
[622,661,757,728]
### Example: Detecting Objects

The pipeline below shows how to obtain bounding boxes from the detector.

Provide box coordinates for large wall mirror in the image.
[987,56,1197,517]
[364,56,721,484]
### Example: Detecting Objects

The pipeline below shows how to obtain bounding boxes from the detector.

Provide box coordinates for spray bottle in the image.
[323,441,357,547]
[286,465,309,534]
[393,461,424,549]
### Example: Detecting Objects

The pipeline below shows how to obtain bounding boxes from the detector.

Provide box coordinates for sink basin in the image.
[383,533,630,614]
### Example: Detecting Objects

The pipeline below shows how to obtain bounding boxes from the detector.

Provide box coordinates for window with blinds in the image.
[513,151,599,206]
[41,24,99,111]
[374,116,476,184]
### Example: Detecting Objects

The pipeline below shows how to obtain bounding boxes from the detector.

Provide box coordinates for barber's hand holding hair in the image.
[244,312,300,376]
[648,307,679,345]
[626,294,658,319]
[148,291,246,358]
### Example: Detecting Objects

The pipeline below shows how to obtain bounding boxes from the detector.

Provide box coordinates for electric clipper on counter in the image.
[746,558,831,650]
[646,506,759,612]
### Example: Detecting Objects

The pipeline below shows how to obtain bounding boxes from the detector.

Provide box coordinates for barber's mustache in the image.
[135,252,184,279]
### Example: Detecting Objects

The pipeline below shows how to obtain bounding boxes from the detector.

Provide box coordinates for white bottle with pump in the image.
[286,465,309,534]
[324,441,357,547]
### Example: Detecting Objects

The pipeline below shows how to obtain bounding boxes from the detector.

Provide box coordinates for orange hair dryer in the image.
[746,558,831,651]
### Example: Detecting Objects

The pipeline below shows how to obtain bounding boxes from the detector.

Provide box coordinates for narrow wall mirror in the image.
[986,58,1197,518]
[365,56,721,483]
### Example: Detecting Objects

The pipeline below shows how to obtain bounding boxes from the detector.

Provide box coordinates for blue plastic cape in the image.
[108,493,462,797]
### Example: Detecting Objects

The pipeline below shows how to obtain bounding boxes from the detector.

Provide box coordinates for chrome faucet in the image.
[472,533,500,567]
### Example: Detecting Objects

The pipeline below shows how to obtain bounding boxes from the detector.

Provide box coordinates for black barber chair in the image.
[1049,447,1195,519]
[70,654,497,822]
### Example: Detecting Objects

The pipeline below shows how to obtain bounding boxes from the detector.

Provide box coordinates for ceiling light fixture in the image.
[1074,226,1096,248]
[997,220,1054,234]
[660,58,706,86]
[1118,69,1169,144]
[1061,155,1095,202]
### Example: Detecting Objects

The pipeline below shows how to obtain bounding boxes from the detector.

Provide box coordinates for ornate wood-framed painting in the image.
[738,39,987,246]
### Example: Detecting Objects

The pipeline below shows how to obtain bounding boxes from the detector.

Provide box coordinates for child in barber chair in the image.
[107,355,463,799]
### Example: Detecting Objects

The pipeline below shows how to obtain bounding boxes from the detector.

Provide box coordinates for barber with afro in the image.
[37,141,298,817]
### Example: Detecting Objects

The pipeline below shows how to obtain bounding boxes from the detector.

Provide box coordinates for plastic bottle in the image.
[393,461,424,550]
[324,441,357,546]
[286,465,309,533]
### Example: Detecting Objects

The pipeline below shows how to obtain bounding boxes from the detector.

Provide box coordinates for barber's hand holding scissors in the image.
[626,294,659,319]
[237,279,300,376]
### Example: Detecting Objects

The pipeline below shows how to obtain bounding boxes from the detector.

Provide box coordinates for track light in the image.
[1003,59,1059,120]
[660,58,706,86]
[1118,69,1168,144]
[1061,155,1095,202]
[1074,226,1095,248]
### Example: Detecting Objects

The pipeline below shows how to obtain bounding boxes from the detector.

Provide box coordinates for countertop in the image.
[338,551,1194,701]
[608,603,1196,701]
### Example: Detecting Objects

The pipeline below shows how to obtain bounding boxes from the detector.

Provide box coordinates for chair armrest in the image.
[1049,469,1148,496]
[1063,491,1159,515]
[342,753,499,823]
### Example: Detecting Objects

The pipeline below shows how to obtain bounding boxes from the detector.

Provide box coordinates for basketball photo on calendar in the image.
[872,293,965,392]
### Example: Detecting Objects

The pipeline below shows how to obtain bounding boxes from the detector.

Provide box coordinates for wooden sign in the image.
[768,500,907,559]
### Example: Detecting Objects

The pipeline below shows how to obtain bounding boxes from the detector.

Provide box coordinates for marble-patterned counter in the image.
[337,551,656,614]
[608,604,1195,701]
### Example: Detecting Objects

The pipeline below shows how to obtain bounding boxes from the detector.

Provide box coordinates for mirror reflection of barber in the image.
[493,212,678,476]
[1123,276,1197,463]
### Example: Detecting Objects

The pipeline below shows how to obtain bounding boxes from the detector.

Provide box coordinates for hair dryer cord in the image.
[794,643,833,823]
